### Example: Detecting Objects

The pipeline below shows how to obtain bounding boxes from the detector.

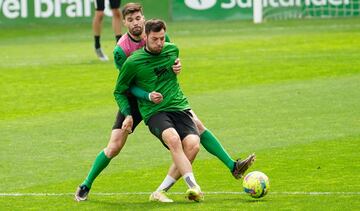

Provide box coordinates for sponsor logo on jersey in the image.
[154,65,169,78]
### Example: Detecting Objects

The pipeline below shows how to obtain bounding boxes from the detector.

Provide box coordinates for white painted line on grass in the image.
[1,191,359,197]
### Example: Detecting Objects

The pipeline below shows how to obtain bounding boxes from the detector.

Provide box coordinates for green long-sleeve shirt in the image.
[113,33,172,101]
[114,43,190,123]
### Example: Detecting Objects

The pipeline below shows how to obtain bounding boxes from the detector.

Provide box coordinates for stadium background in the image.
[2,0,359,25]
[1,0,359,210]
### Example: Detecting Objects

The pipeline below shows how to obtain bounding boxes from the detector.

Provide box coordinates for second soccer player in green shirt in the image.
[115,19,203,202]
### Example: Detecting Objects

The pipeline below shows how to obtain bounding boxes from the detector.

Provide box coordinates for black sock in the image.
[94,36,100,49]
[115,34,122,42]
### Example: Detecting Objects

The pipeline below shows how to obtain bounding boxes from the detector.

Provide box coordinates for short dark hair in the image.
[122,3,143,19]
[145,19,167,35]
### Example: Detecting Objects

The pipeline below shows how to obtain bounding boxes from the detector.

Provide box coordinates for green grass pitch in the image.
[0,18,359,210]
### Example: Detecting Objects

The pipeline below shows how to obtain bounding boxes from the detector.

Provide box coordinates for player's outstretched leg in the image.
[150,132,202,203]
[182,135,203,202]
[232,153,256,179]
[190,110,256,179]
[74,150,111,202]
[74,129,129,201]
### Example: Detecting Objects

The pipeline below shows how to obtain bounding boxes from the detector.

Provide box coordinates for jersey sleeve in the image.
[114,60,136,116]
[113,45,127,70]
[130,86,151,101]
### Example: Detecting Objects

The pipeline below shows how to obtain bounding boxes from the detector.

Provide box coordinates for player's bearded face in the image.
[146,30,165,54]
[125,12,145,37]
[130,24,144,36]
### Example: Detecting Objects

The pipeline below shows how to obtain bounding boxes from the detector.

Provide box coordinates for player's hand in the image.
[172,58,181,75]
[149,91,163,104]
[122,115,133,134]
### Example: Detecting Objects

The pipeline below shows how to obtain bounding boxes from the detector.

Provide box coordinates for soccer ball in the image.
[243,171,270,198]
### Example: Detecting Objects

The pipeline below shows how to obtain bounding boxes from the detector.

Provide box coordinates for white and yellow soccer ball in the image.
[243,171,270,198]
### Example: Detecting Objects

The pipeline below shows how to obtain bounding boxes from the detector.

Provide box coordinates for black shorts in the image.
[95,0,121,11]
[147,110,199,149]
[112,95,143,132]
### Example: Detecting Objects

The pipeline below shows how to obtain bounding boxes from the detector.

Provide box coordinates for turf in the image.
[0,18,359,210]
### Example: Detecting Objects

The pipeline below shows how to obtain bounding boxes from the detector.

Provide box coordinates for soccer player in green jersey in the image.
[75,2,255,203]
[114,19,204,202]
[75,4,182,202]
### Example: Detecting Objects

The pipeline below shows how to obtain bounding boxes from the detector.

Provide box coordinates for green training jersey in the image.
[114,42,190,123]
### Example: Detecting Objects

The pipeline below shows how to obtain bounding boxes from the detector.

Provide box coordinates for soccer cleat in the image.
[149,191,174,203]
[95,48,109,61]
[185,186,204,202]
[74,185,90,202]
[232,153,256,179]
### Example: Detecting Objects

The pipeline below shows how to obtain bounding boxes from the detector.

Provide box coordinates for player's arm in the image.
[113,45,127,70]
[129,86,149,100]
[114,45,163,103]
[114,46,150,100]
[114,61,137,133]
[114,60,135,118]
[129,86,163,104]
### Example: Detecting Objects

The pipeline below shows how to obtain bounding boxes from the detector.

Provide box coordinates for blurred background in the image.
[1,0,359,25]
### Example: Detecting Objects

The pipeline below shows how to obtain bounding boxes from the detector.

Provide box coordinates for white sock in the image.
[156,175,176,192]
[183,172,199,189]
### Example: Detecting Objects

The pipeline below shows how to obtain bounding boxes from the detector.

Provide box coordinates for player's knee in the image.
[165,135,182,151]
[108,147,119,157]
[184,136,200,153]
[104,145,120,158]
[105,130,127,157]
[95,11,105,20]
[105,139,125,157]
